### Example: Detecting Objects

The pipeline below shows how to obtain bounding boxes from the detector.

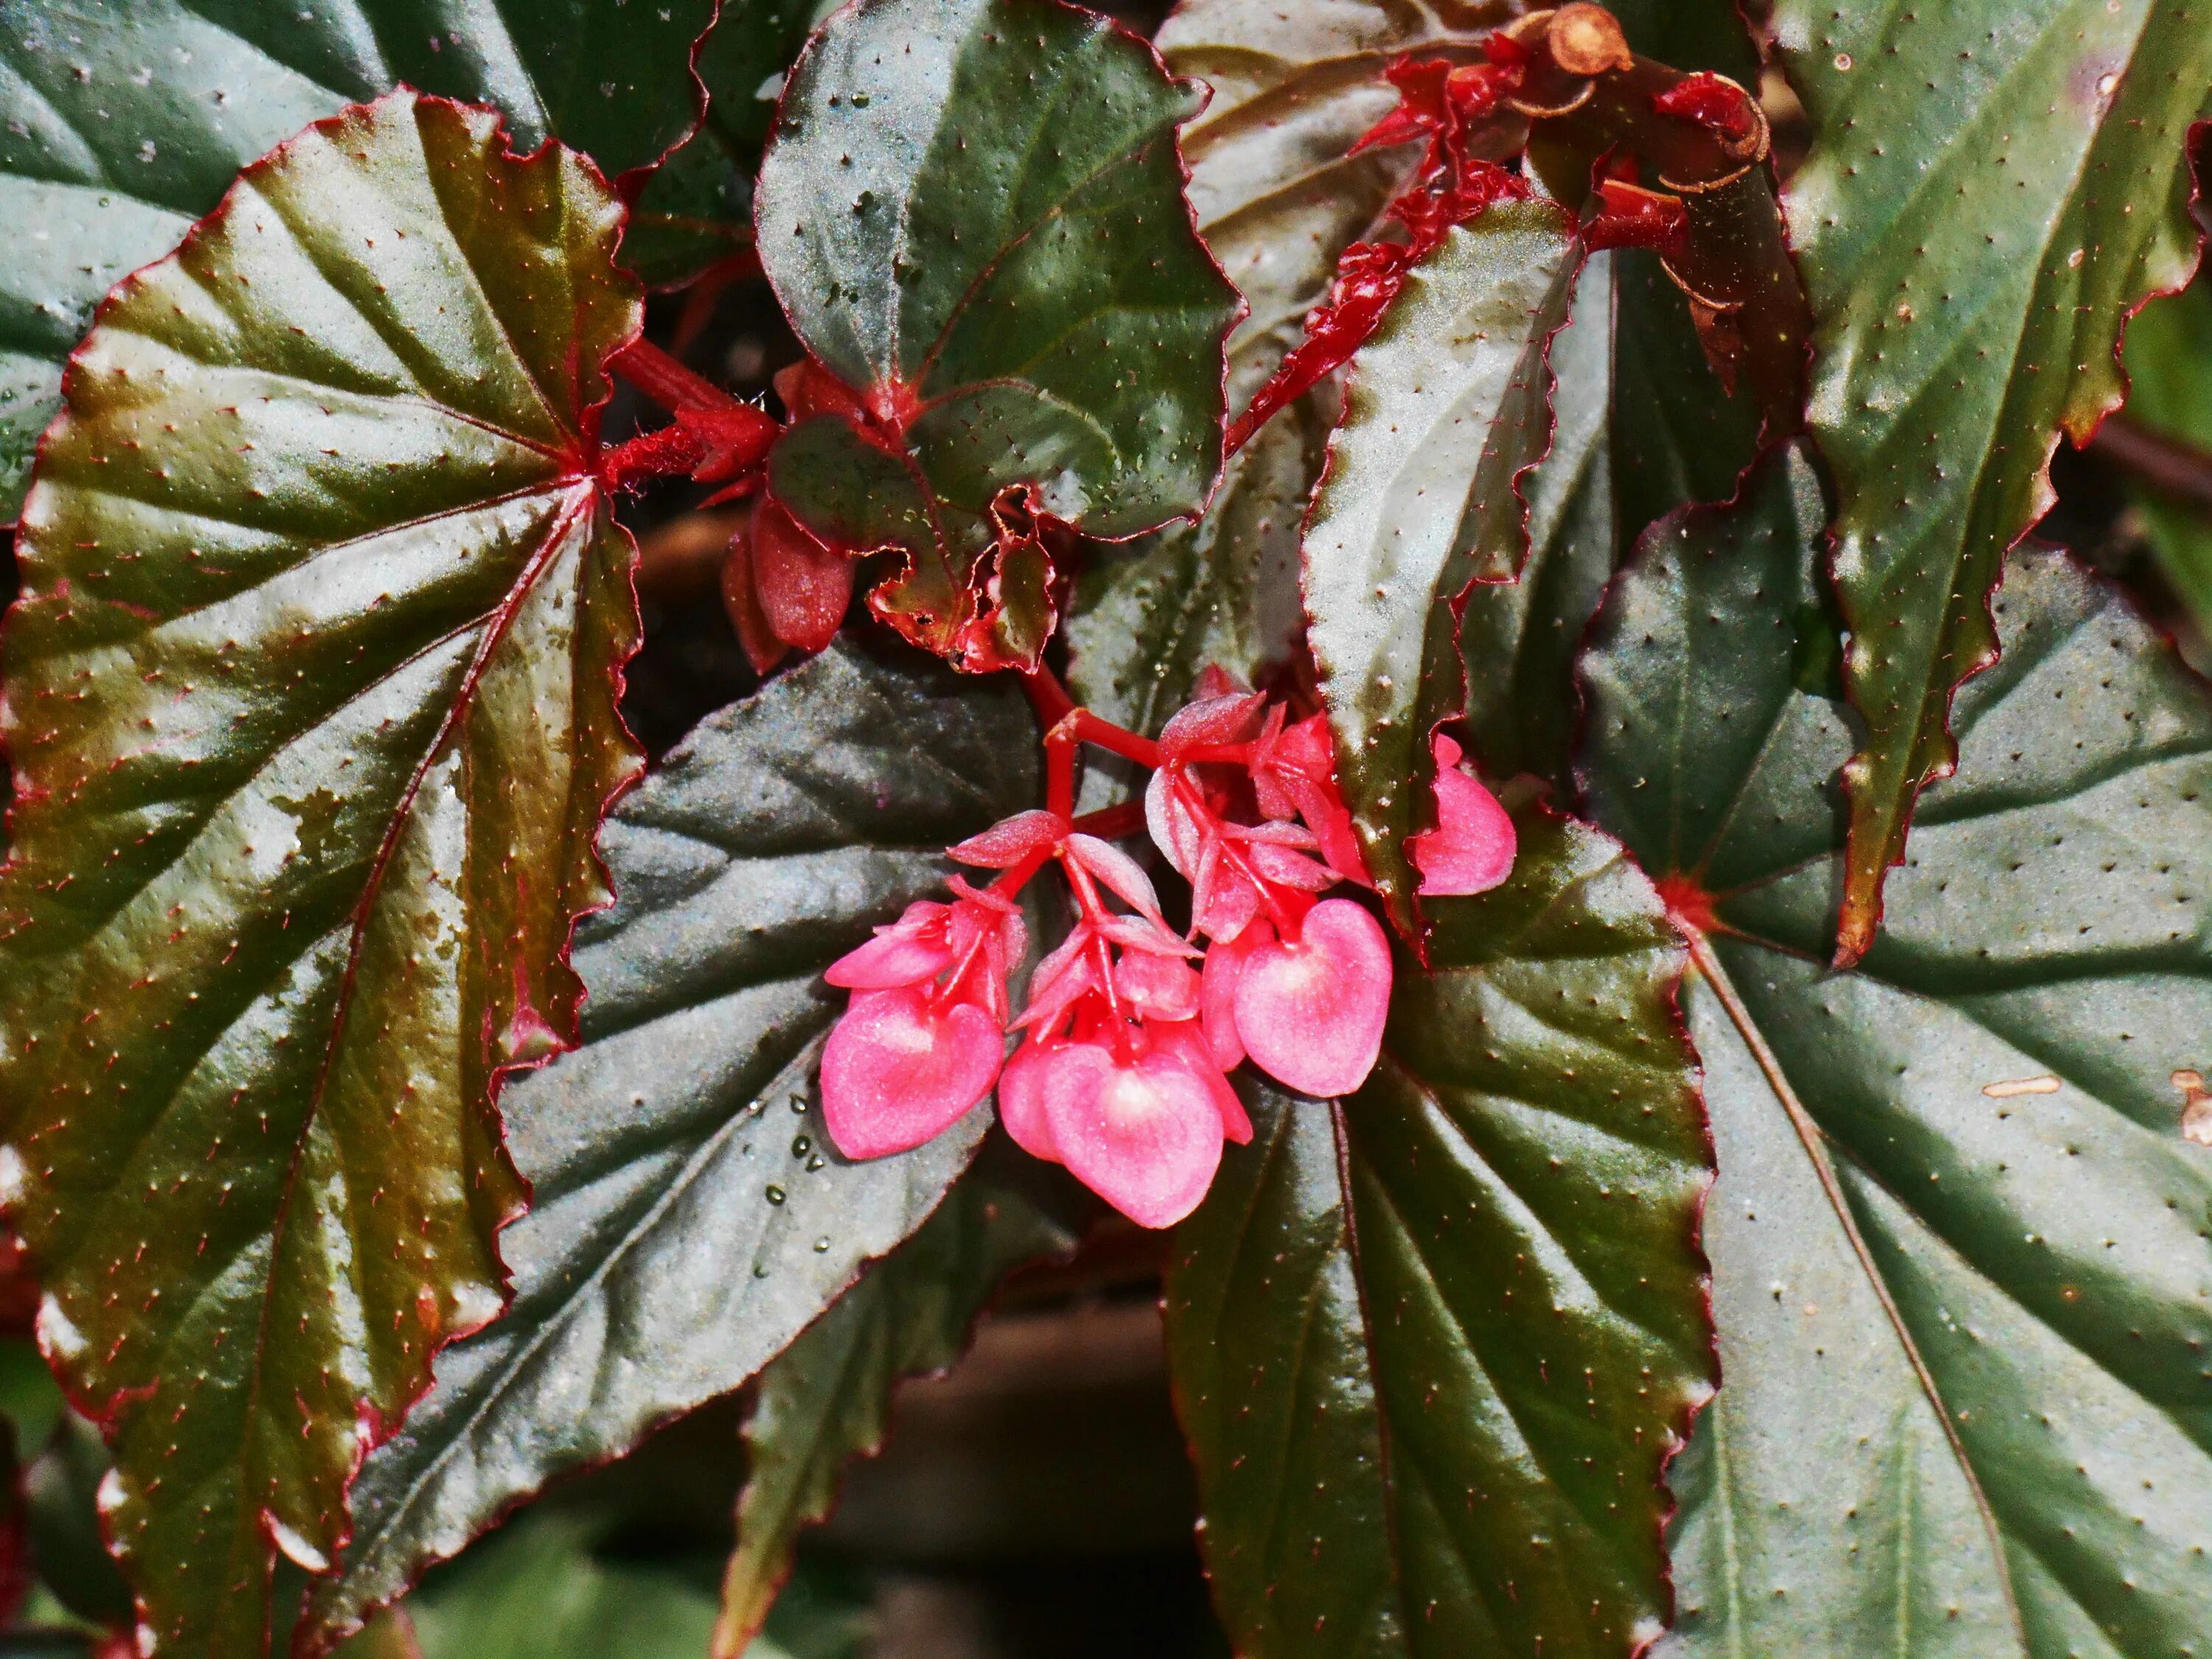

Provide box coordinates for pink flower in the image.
[1011,1018,1231,1228]
[1208,897,1393,1099]
[1408,733,1516,897]
[819,883,1026,1159]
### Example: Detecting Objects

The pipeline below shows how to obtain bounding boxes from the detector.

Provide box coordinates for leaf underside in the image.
[1302,203,1579,929]
[0,0,714,520]
[754,0,1239,662]
[306,637,1036,1651]
[1580,446,2212,1656]
[1768,0,2212,959]
[0,91,643,1658]
[1166,807,1713,1659]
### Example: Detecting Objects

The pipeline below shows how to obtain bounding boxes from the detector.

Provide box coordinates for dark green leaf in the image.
[1166,809,1713,1659]
[306,638,1035,1649]
[22,1412,131,1630]
[1766,0,2212,960]
[622,0,836,291]
[0,0,714,518]
[1303,204,1579,928]
[754,0,1239,666]
[2118,280,2212,639]
[712,1144,1081,1655]
[0,94,641,1657]
[1457,247,1760,789]
[1579,445,2212,1656]
[1164,1084,1406,1659]
[1067,0,1516,728]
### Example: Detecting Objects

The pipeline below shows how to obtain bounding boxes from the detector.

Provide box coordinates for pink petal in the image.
[1147,1019,1253,1144]
[1200,922,1262,1072]
[1410,734,1517,897]
[1144,767,1206,879]
[1234,899,1392,1098]
[1158,691,1267,758]
[1290,775,1373,888]
[996,1036,1063,1162]
[824,904,953,989]
[1037,1041,1225,1228]
[1114,951,1202,1022]
[949,810,1068,869]
[1014,929,1104,1035]
[1065,832,1168,924]
[821,987,1004,1159]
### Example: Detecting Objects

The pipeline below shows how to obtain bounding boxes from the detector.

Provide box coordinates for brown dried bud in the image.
[1547,4,1634,77]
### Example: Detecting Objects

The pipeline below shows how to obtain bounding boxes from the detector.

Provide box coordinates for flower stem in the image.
[609,336,745,414]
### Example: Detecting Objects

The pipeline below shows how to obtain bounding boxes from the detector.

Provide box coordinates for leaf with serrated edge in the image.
[305,637,1035,1652]
[1458,247,1759,789]
[1304,203,1579,930]
[0,0,716,520]
[1581,445,2212,1655]
[2118,281,2212,644]
[711,1145,1080,1657]
[1166,809,1711,1659]
[0,91,641,1658]
[1766,0,2212,961]
[1067,0,1515,730]
[754,0,1240,664]
[623,0,839,290]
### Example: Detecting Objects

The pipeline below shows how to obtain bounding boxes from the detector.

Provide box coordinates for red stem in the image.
[1070,801,1147,841]
[610,337,744,414]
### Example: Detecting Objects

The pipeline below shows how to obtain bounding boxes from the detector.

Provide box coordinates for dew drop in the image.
[813,1237,831,1253]
[792,1134,812,1157]
[765,1184,787,1205]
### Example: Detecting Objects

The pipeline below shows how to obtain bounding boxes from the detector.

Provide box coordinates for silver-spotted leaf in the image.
[1303,202,1579,929]
[306,638,1036,1649]
[1767,0,2212,960]
[753,0,1241,666]
[1581,447,2212,1656]
[0,0,716,519]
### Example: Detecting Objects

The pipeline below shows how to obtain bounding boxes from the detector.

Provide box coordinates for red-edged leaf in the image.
[0,93,642,1655]
[753,0,1240,670]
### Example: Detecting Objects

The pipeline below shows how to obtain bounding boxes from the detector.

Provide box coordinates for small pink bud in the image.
[949,810,1069,869]
[1233,898,1392,1098]
[1114,950,1202,1022]
[821,986,1004,1159]
[1410,733,1516,897]
[1035,1039,1225,1228]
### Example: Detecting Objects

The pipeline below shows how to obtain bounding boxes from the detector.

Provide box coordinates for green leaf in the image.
[1302,204,1579,928]
[1166,809,1713,1659]
[2118,279,2212,636]
[754,0,1240,666]
[1579,445,2212,1656]
[306,637,1035,1649]
[1767,0,2212,961]
[1067,0,1506,728]
[712,1144,1081,1655]
[622,0,838,291]
[403,1511,717,1659]
[0,0,714,520]
[1457,247,1760,789]
[0,93,641,1657]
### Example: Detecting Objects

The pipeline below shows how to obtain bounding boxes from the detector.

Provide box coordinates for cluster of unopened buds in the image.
[819,672,1517,1228]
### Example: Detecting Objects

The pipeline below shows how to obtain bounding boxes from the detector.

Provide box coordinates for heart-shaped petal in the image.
[995,1036,1063,1163]
[1199,920,1263,1072]
[1038,1041,1224,1228]
[1234,898,1392,1098]
[1147,1018,1253,1145]
[821,986,1004,1160]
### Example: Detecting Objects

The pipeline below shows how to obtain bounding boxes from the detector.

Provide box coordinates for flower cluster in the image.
[818,681,1518,1228]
